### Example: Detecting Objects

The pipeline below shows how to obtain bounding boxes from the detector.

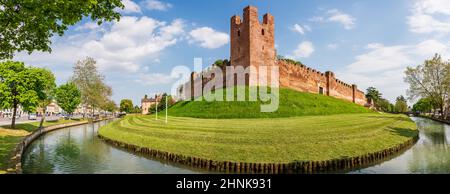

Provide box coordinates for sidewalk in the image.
[0,116,60,127]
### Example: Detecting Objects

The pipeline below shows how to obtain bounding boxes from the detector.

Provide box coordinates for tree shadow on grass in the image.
[387,127,418,138]
[0,135,23,170]
[363,115,412,122]
[11,124,39,132]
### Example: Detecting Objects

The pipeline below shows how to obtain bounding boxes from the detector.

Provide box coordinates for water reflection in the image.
[22,120,200,174]
[23,117,450,174]
[351,117,450,174]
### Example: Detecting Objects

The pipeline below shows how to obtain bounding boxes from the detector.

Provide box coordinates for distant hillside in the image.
[168,87,373,119]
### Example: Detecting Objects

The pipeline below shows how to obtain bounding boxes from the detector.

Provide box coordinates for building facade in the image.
[141,94,163,115]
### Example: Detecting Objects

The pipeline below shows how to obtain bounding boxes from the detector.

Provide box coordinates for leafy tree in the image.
[29,68,57,128]
[0,61,44,128]
[71,57,112,117]
[365,87,382,108]
[54,82,81,117]
[159,94,175,111]
[119,99,134,113]
[412,98,433,114]
[395,95,408,113]
[405,54,450,118]
[101,99,117,115]
[0,0,124,59]
[377,98,394,113]
[214,59,224,66]
[133,106,141,114]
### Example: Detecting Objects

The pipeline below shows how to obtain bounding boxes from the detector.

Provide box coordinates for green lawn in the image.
[0,119,85,173]
[169,87,373,119]
[99,113,418,163]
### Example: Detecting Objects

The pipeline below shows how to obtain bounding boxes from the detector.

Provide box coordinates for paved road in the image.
[0,116,60,127]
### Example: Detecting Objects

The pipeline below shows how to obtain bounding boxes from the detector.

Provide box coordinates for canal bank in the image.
[350,117,450,173]
[96,114,419,174]
[7,118,114,174]
[20,117,450,174]
[21,119,199,174]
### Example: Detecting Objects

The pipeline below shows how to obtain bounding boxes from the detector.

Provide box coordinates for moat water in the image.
[22,117,450,174]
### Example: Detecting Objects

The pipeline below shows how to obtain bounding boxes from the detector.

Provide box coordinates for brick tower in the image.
[230,6,276,69]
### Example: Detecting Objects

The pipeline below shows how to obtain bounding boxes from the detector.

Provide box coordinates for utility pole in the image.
[155,100,158,120]
[165,96,168,124]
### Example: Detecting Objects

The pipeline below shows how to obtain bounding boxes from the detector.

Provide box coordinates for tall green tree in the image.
[377,98,394,113]
[395,95,408,113]
[0,0,124,59]
[119,99,134,113]
[0,61,43,128]
[412,98,433,114]
[101,99,117,115]
[31,68,56,128]
[71,57,112,117]
[405,54,450,118]
[365,87,382,108]
[54,82,81,117]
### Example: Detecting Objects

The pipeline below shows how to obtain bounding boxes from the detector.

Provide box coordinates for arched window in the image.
[238,30,240,37]
[262,29,265,36]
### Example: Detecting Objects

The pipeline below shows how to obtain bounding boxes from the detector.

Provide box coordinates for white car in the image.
[28,114,37,120]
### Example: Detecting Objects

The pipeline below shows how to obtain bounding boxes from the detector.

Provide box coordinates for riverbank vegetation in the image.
[99,113,417,163]
[0,119,86,173]
[405,54,450,119]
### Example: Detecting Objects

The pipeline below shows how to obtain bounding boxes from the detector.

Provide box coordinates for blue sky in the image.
[14,0,450,105]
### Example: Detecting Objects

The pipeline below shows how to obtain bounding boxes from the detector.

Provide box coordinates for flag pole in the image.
[165,96,168,124]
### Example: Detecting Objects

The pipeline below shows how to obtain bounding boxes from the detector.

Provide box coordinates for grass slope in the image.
[169,87,372,118]
[99,113,417,163]
[0,119,84,173]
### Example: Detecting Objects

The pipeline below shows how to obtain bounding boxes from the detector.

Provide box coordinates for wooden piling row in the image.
[98,134,419,174]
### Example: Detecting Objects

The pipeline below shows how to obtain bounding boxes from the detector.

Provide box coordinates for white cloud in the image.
[189,27,229,49]
[408,0,450,34]
[75,22,101,31]
[292,24,311,35]
[327,9,356,29]
[121,0,142,13]
[310,9,356,30]
[309,16,324,22]
[138,72,178,86]
[291,41,315,58]
[327,43,338,50]
[143,0,173,11]
[15,16,186,73]
[337,39,450,102]
[366,43,384,49]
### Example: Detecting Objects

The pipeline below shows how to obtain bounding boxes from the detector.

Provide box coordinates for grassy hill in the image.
[99,113,417,163]
[168,87,373,119]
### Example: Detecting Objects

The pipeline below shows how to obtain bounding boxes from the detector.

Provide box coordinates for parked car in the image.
[28,114,37,120]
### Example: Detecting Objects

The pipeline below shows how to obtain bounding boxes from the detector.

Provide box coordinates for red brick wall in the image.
[278,60,367,106]
[177,6,368,106]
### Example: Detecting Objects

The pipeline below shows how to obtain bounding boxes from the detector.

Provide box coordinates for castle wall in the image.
[278,60,367,106]
[231,6,276,69]
[177,6,368,107]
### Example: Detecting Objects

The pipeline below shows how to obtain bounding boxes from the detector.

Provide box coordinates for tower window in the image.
[262,29,265,36]
[238,30,240,37]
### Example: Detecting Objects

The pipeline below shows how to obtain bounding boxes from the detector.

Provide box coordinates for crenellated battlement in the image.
[278,59,367,105]
[178,6,369,107]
